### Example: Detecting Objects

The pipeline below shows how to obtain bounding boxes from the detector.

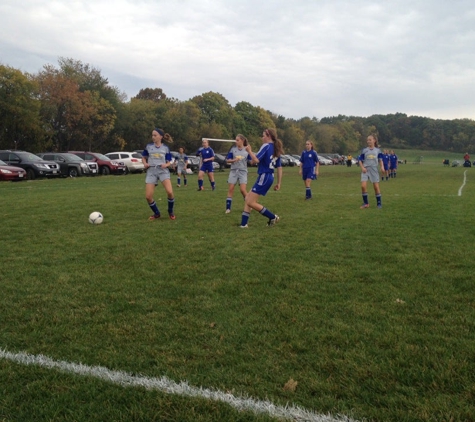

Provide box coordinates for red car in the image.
[0,159,27,181]
[67,151,127,175]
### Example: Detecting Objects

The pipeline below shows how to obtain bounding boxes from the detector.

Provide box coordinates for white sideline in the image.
[0,349,358,422]
[458,170,468,196]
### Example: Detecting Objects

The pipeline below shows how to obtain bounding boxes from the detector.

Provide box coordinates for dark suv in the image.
[67,151,126,175]
[37,152,98,177]
[0,150,61,180]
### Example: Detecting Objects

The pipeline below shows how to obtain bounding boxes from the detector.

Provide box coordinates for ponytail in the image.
[265,128,284,157]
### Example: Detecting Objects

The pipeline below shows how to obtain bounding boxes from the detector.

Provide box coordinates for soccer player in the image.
[240,128,283,228]
[175,147,188,187]
[196,139,215,190]
[381,149,390,181]
[358,134,384,209]
[142,128,176,220]
[389,150,398,178]
[299,140,319,200]
[225,134,250,213]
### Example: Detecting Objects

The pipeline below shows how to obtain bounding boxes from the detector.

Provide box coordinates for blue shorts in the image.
[251,172,274,196]
[383,163,389,171]
[302,167,316,181]
[200,162,214,173]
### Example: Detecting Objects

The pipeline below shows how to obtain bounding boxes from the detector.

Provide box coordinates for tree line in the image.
[1,58,475,155]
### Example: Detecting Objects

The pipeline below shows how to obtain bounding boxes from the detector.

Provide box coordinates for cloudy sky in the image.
[1,0,475,120]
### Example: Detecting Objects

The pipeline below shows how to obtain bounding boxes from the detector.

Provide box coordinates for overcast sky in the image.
[1,0,475,121]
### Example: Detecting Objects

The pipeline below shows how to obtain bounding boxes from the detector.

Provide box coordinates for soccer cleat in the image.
[360,204,369,209]
[197,186,204,191]
[267,215,280,226]
[240,224,248,228]
[169,214,176,220]
[212,186,216,191]
[149,214,161,220]
[225,209,231,214]
[305,197,312,200]
[377,204,382,209]
[177,184,181,187]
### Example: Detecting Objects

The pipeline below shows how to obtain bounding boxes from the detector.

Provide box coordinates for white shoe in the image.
[225,209,231,214]
[267,214,280,226]
[240,224,248,228]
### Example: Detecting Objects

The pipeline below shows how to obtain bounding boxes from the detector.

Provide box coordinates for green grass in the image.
[1,153,475,422]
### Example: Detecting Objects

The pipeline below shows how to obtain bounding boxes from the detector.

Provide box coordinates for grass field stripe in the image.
[458,170,468,196]
[0,349,358,422]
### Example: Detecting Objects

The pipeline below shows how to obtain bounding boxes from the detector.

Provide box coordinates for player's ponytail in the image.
[265,128,284,157]
[370,134,379,148]
[154,127,174,143]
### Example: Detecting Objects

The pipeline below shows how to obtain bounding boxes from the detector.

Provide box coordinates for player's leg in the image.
[226,183,235,213]
[197,170,205,190]
[161,178,176,219]
[146,183,161,219]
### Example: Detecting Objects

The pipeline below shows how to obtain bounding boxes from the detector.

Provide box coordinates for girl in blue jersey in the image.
[299,140,320,200]
[381,149,390,181]
[240,128,283,228]
[225,134,250,213]
[358,134,384,209]
[196,139,215,191]
[389,150,398,178]
[142,128,176,220]
[175,147,188,187]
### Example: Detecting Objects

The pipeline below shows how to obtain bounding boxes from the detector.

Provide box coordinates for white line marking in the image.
[0,348,358,422]
[458,170,468,196]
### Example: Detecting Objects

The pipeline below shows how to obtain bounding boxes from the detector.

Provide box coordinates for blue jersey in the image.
[256,143,281,175]
[300,150,319,169]
[382,153,390,166]
[389,154,398,166]
[142,143,172,166]
[196,147,215,161]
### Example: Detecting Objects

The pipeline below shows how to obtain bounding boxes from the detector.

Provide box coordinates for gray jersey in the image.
[360,147,382,168]
[143,143,171,167]
[176,153,188,171]
[227,146,249,170]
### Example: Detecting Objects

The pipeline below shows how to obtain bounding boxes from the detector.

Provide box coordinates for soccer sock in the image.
[177,177,181,186]
[394,171,397,178]
[241,212,250,226]
[184,177,187,186]
[198,179,203,189]
[168,198,175,214]
[226,198,232,210]
[306,187,311,198]
[211,181,216,190]
[376,194,382,206]
[260,207,275,220]
[149,201,160,215]
[362,193,368,205]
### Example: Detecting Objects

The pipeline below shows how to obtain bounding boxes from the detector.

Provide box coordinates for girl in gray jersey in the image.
[175,147,188,187]
[142,128,176,220]
[358,134,384,209]
[225,134,250,213]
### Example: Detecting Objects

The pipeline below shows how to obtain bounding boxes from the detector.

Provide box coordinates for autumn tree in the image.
[0,65,44,150]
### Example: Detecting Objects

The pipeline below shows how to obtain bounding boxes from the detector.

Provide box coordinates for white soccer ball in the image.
[89,211,103,225]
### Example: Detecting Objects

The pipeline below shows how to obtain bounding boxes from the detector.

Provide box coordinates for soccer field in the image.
[1,156,474,422]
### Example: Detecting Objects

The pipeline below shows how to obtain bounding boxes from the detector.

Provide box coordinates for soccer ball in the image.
[89,211,103,225]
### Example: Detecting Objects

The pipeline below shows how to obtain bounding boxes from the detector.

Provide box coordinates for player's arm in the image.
[142,150,150,169]
[246,145,259,164]
[358,153,366,172]
[274,165,283,191]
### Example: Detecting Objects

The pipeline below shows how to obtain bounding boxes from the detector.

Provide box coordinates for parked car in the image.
[291,154,302,166]
[67,151,127,175]
[36,152,98,177]
[283,154,300,167]
[105,152,145,174]
[0,159,27,181]
[280,155,290,166]
[319,156,333,165]
[186,155,201,173]
[214,153,229,171]
[0,150,61,180]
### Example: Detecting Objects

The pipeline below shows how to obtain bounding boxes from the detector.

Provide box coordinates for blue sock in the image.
[226,198,232,210]
[306,187,311,198]
[241,212,250,226]
[184,177,187,186]
[260,207,275,219]
[168,198,175,214]
[211,181,216,190]
[362,193,368,205]
[177,177,181,186]
[198,179,203,189]
[149,201,160,215]
[376,194,382,206]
